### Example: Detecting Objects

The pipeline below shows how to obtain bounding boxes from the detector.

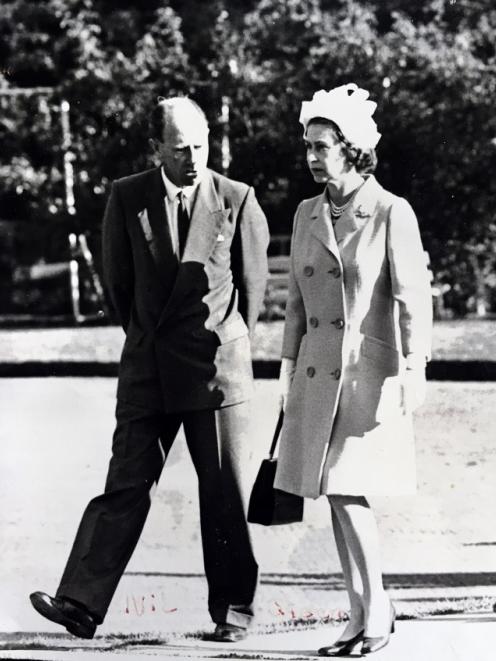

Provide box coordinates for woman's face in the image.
[304,122,348,184]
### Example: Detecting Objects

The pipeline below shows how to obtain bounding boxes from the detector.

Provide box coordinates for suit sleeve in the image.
[231,186,270,336]
[386,197,433,363]
[281,203,307,360]
[101,182,134,332]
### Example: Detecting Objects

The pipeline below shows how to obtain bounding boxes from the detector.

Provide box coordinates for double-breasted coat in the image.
[274,175,432,498]
[102,167,269,412]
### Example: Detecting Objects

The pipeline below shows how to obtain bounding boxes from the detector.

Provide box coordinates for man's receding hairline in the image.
[157,96,208,127]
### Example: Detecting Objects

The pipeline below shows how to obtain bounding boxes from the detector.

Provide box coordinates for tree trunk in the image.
[468,254,487,318]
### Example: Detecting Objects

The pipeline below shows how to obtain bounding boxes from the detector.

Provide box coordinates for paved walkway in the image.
[1,613,495,660]
[2,378,496,658]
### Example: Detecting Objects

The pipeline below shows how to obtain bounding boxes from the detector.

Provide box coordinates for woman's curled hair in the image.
[307,117,377,175]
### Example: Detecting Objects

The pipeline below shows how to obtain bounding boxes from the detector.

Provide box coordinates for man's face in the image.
[155,112,209,187]
[304,122,347,184]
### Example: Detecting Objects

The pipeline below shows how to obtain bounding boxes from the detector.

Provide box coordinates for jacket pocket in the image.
[361,334,399,372]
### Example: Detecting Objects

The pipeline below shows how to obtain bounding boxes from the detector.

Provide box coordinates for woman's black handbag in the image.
[247,410,304,526]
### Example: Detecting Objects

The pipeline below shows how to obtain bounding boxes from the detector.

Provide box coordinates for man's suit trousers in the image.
[56,398,258,628]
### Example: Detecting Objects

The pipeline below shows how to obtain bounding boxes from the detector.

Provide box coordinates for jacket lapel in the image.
[156,171,230,328]
[181,172,230,264]
[138,167,176,274]
[310,193,341,264]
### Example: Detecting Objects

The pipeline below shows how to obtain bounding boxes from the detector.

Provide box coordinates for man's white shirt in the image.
[160,167,197,257]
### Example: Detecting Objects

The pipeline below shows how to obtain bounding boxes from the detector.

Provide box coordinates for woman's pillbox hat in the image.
[299,83,381,151]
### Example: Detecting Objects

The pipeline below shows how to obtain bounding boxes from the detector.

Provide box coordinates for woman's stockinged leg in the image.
[329,495,391,638]
[329,503,364,639]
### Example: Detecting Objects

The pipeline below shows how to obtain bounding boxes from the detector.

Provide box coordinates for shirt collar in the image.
[160,167,197,202]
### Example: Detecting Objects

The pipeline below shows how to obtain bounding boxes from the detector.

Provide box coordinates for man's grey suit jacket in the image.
[102,166,270,412]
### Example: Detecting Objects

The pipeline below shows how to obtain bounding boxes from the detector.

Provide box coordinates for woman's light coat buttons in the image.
[304,265,341,277]
[306,366,341,379]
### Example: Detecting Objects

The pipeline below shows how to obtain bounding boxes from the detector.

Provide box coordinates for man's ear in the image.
[149,138,158,155]
[149,138,162,167]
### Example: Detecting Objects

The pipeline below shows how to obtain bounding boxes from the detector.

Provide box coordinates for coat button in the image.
[332,318,345,329]
[329,267,341,278]
[303,265,314,276]
[309,316,319,328]
[306,366,316,377]
[332,368,341,380]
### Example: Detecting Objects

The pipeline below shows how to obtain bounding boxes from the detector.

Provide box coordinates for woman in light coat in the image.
[275,84,432,656]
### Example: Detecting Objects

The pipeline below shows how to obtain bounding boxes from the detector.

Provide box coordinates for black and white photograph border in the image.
[1,1,496,660]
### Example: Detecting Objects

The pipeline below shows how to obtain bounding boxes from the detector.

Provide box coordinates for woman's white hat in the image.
[299,83,381,150]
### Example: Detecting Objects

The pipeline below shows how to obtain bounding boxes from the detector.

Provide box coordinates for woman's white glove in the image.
[401,367,427,414]
[278,357,296,411]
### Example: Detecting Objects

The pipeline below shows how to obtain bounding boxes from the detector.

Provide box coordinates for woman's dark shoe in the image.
[29,591,97,639]
[317,629,364,656]
[361,602,396,655]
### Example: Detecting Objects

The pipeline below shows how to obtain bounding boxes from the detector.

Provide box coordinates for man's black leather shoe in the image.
[29,591,97,639]
[203,623,248,642]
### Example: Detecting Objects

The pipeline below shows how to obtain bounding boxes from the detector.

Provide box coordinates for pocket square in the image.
[216,233,225,242]
[137,209,153,242]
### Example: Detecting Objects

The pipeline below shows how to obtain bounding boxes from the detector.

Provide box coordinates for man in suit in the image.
[30,97,269,643]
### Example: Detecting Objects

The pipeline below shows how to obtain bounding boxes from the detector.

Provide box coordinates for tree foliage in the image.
[1,0,495,315]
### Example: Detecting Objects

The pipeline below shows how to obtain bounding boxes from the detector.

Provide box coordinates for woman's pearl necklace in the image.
[330,197,352,217]
[327,180,364,223]
[328,195,354,224]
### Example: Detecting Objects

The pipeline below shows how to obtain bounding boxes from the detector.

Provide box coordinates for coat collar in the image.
[138,167,175,276]
[310,175,380,258]
[333,174,380,244]
[181,170,230,264]
[310,195,341,264]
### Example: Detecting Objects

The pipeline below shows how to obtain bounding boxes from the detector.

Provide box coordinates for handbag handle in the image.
[268,409,284,460]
